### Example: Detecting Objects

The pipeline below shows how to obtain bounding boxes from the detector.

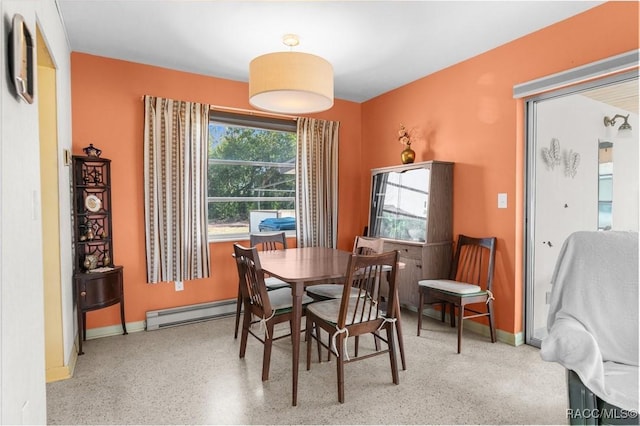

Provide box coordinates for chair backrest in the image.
[250,232,287,251]
[233,243,273,317]
[450,235,497,291]
[353,235,384,255]
[337,250,400,328]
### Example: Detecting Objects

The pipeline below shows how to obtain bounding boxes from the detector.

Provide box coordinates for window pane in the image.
[207,118,296,239]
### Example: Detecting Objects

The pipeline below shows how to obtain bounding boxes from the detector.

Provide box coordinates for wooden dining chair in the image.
[305,236,385,300]
[234,232,289,338]
[305,250,401,403]
[305,236,383,359]
[250,231,290,288]
[233,243,313,381]
[305,236,406,369]
[416,234,497,353]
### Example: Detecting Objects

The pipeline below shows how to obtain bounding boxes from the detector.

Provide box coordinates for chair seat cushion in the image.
[305,284,360,300]
[267,287,313,312]
[418,279,482,294]
[306,298,381,325]
[265,276,289,290]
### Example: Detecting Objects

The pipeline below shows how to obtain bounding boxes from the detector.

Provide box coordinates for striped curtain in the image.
[295,117,340,248]
[143,95,211,283]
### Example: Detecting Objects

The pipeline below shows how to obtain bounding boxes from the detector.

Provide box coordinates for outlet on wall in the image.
[175,280,184,291]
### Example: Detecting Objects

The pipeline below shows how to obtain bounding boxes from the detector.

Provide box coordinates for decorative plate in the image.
[84,195,101,212]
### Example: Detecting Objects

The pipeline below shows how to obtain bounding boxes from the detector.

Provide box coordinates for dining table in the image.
[257,247,349,406]
[257,246,405,406]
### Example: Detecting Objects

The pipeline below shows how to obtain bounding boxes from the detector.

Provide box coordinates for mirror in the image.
[598,140,613,230]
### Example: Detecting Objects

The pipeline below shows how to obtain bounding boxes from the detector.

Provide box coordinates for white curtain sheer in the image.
[143,95,211,283]
[295,117,340,248]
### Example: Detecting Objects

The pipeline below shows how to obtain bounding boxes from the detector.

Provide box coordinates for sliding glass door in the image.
[524,72,638,347]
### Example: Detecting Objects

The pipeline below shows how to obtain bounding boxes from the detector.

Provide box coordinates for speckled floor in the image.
[47,310,568,425]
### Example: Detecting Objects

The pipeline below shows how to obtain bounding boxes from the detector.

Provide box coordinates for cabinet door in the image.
[421,243,452,280]
[396,257,423,308]
[77,270,122,310]
[369,167,430,242]
[384,241,452,309]
[384,241,423,308]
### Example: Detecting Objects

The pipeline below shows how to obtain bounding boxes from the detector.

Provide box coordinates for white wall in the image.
[608,112,639,231]
[1,0,72,423]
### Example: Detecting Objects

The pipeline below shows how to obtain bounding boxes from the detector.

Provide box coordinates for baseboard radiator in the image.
[146,299,236,331]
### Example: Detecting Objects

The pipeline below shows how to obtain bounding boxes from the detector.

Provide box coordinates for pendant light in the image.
[249,34,334,114]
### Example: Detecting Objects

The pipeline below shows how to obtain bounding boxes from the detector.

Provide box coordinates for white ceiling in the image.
[581,79,639,114]
[56,1,605,103]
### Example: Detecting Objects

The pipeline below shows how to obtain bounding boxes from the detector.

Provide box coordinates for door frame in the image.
[515,51,639,347]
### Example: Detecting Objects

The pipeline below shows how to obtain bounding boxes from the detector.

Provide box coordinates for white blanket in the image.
[540,231,638,412]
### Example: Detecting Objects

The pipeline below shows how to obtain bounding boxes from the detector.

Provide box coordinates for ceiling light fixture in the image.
[604,113,633,138]
[249,34,334,114]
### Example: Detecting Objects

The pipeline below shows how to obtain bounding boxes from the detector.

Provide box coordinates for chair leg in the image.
[371,332,381,351]
[336,333,346,403]
[395,308,407,370]
[446,303,454,327]
[239,309,251,358]
[417,289,424,336]
[234,287,242,339]
[262,322,275,381]
[488,299,496,343]
[386,324,399,385]
[306,315,313,370]
[457,304,464,354]
[314,324,325,362]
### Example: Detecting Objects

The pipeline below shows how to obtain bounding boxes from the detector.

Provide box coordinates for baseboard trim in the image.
[85,320,146,340]
[46,342,79,383]
[417,306,523,347]
[46,365,72,383]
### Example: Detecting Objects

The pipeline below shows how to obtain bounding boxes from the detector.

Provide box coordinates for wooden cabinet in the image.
[71,155,126,355]
[368,161,453,308]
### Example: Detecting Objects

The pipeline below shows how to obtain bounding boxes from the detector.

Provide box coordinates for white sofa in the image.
[541,231,638,424]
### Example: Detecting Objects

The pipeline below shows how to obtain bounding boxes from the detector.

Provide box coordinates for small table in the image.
[258,247,405,406]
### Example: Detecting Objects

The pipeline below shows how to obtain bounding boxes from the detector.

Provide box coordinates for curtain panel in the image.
[295,117,340,248]
[143,95,211,283]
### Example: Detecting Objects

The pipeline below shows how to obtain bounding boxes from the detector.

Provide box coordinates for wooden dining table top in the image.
[257,246,352,284]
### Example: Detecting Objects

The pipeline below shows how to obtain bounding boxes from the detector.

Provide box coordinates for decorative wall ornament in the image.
[564,149,580,178]
[542,138,561,170]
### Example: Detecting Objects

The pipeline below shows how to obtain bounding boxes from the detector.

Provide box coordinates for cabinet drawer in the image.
[383,241,422,261]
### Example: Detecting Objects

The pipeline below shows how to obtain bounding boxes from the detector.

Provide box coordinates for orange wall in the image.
[70,55,362,328]
[71,1,638,335]
[359,1,638,334]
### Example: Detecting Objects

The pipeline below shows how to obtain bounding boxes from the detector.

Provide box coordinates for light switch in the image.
[498,193,508,209]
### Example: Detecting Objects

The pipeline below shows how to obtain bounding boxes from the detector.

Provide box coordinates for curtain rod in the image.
[210,104,299,121]
[141,96,298,121]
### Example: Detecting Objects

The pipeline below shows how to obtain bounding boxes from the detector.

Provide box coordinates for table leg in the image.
[290,281,303,406]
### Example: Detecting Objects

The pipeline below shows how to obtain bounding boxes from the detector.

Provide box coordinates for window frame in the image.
[207,111,297,242]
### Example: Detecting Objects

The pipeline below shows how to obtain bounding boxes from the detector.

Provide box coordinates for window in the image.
[208,111,297,240]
